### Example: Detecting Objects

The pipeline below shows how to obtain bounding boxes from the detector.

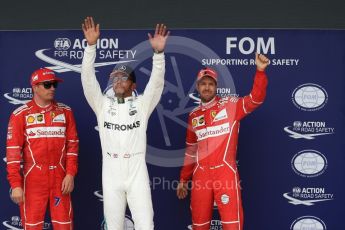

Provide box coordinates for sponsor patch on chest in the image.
[52,113,66,123]
[195,123,230,141]
[192,115,205,128]
[26,127,66,139]
[104,121,141,131]
[25,113,46,126]
[212,109,228,122]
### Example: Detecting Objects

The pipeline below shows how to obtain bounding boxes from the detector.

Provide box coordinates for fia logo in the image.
[54,38,71,51]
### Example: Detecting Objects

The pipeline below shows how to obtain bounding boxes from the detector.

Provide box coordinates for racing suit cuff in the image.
[255,70,268,81]
[85,44,96,52]
[256,69,266,74]
[66,171,76,177]
[153,52,165,60]
[180,178,189,183]
[11,182,22,190]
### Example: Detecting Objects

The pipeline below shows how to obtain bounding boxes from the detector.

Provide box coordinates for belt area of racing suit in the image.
[196,162,238,174]
[34,164,60,170]
[106,151,144,159]
[199,164,225,170]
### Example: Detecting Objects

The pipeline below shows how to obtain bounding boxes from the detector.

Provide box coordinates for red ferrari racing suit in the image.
[6,100,79,230]
[180,70,268,230]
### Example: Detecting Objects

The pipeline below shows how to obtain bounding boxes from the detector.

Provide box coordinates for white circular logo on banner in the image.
[54,38,71,50]
[293,121,302,128]
[292,83,328,111]
[292,187,301,193]
[290,216,326,230]
[292,149,327,177]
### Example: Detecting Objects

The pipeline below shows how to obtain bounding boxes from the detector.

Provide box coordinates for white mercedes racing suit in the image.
[81,44,165,230]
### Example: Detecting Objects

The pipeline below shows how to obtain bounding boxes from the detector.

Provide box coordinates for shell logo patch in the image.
[27,116,35,124]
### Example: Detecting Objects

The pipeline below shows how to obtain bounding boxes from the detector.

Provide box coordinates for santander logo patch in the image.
[26,127,66,138]
[195,123,230,141]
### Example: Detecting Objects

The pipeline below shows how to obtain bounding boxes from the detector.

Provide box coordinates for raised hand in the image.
[256,53,270,71]
[82,16,100,46]
[148,24,170,53]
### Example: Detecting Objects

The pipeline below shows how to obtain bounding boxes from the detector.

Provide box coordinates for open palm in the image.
[82,17,100,46]
[148,24,170,52]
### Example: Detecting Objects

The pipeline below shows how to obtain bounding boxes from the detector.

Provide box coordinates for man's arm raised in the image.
[142,24,170,116]
[81,16,103,115]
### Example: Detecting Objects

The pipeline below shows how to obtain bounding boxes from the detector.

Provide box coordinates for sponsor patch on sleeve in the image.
[7,123,13,140]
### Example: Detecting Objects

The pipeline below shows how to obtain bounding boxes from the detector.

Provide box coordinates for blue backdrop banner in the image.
[1,29,344,230]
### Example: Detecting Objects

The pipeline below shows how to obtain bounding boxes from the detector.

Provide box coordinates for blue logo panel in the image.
[0,29,344,229]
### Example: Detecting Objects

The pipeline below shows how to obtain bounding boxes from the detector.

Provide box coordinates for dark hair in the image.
[128,71,136,83]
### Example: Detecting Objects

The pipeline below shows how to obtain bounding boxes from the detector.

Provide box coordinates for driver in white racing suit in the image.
[81,17,170,230]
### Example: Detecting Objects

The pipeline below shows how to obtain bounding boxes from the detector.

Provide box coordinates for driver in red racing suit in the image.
[177,53,269,230]
[6,68,79,230]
